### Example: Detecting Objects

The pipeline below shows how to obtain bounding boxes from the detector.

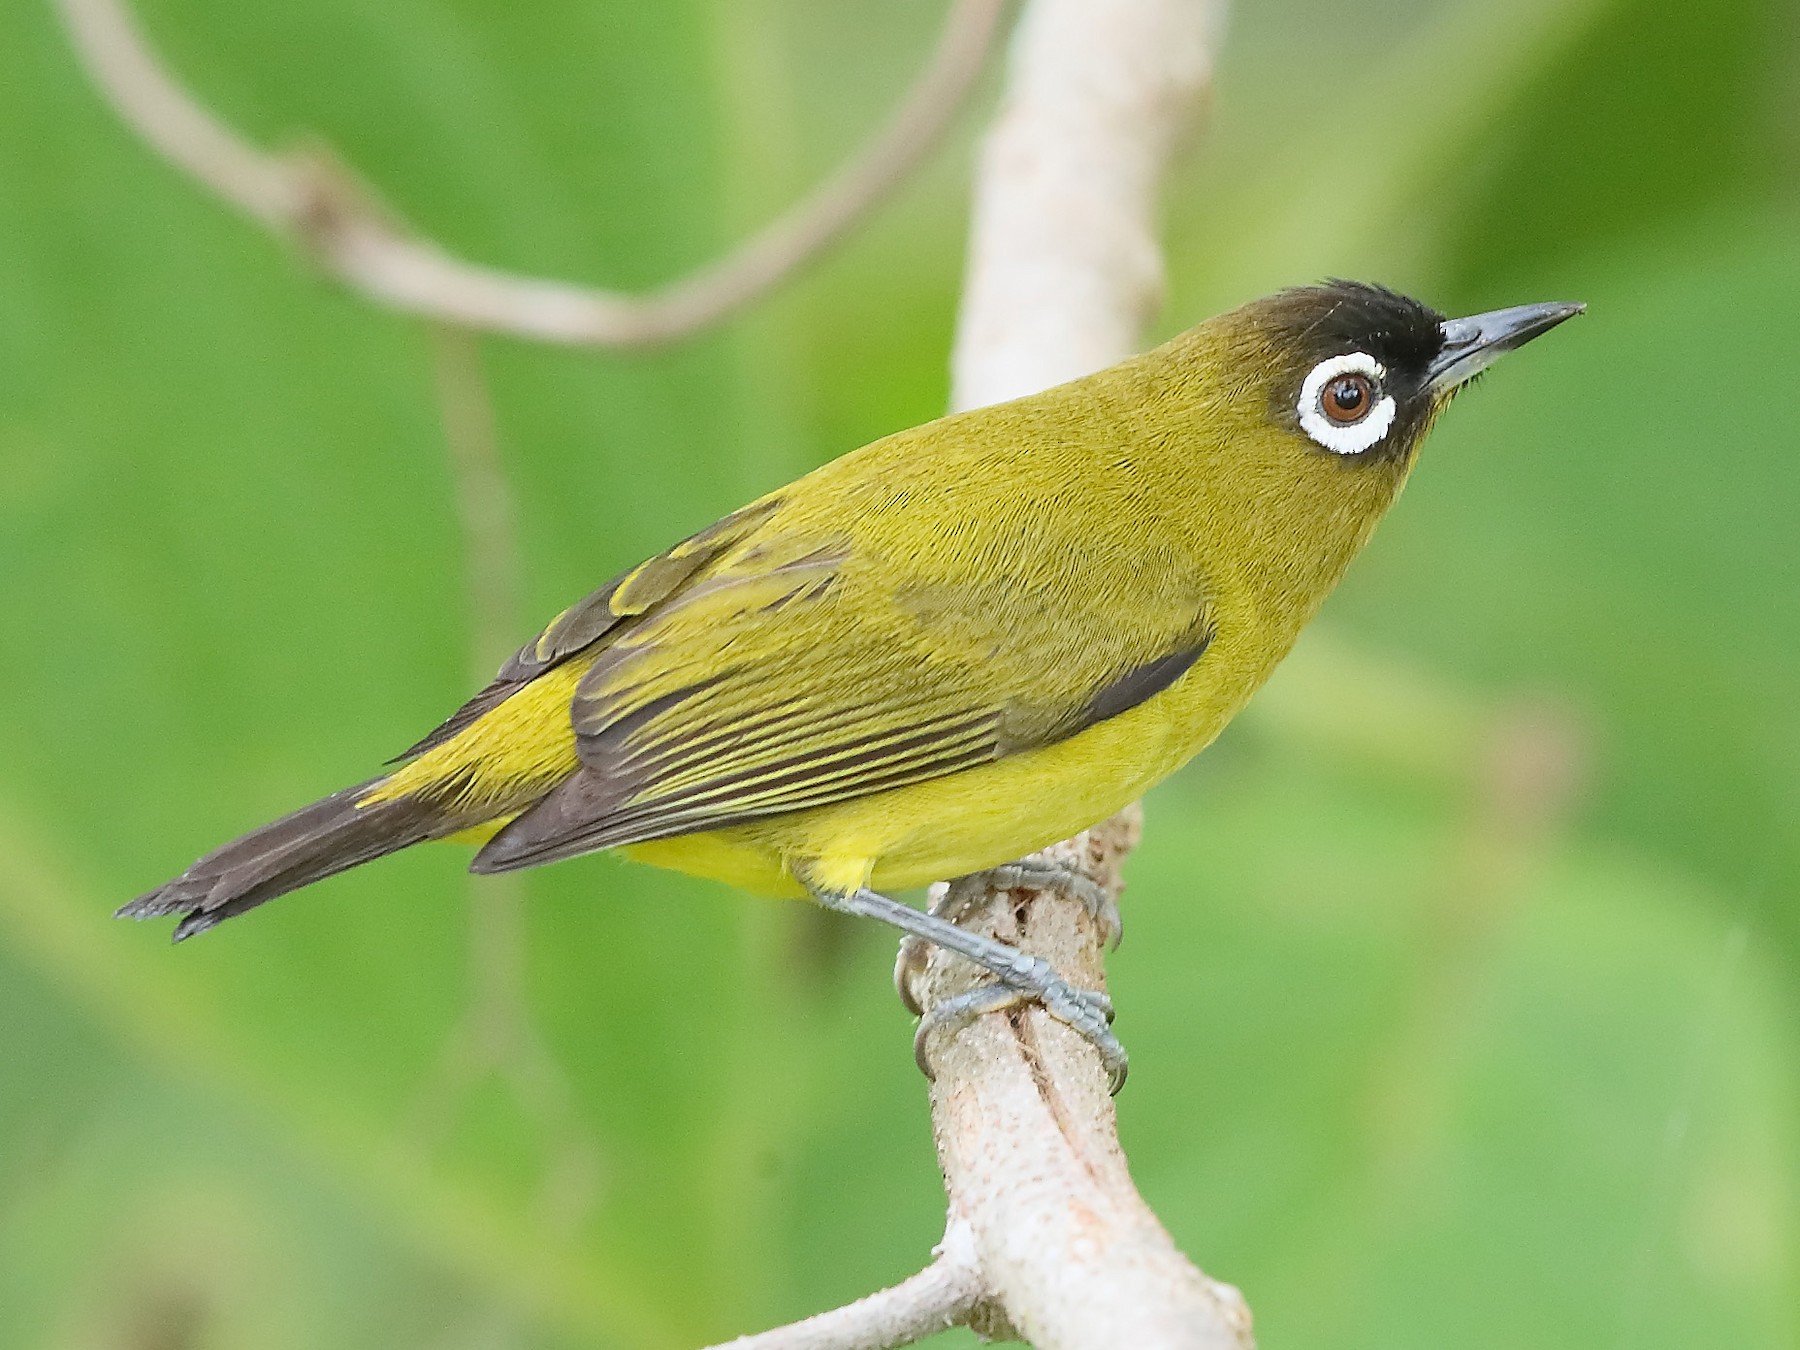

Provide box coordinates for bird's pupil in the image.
[1326,376,1368,420]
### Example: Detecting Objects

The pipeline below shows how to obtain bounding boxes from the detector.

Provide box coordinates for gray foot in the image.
[915,980,1125,1093]
[814,882,1129,1094]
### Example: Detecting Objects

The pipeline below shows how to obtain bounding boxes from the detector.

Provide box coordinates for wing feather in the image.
[471,527,1213,872]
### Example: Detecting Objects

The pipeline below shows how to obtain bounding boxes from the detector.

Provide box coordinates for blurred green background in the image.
[3,0,1798,1346]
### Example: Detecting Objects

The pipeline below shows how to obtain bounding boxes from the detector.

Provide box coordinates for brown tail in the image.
[119,778,453,942]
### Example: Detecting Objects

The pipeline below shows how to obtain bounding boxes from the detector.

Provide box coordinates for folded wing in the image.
[471,504,1213,871]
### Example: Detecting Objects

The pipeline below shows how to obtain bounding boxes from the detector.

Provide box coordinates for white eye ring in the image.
[1297,352,1396,456]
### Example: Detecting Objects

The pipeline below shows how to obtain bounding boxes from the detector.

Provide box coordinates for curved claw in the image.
[894,934,931,1016]
[1040,983,1128,1093]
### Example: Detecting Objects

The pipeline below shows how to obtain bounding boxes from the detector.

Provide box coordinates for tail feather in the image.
[121,778,451,941]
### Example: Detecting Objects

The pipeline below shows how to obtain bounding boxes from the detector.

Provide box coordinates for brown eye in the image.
[1299,353,1393,454]
[1321,372,1374,423]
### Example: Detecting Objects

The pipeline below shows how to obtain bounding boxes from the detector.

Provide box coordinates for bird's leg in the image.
[892,874,988,1015]
[893,857,1122,1014]
[814,883,1128,1093]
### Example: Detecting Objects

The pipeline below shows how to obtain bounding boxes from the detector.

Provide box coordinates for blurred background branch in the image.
[406,325,603,1256]
[54,0,1006,345]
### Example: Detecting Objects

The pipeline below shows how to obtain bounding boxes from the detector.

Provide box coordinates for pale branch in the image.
[921,4,1249,1343]
[55,0,1006,346]
[715,2,1248,1348]
[918,821,1253,1349]
[949,0,1225,412]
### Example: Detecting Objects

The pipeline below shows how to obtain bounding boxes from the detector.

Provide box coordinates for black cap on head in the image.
[1250,280,1582,463]
[1265,280,1446,379]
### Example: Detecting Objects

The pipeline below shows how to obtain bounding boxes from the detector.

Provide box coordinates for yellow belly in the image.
[620,633,1271,897]
[618,715,1171,898]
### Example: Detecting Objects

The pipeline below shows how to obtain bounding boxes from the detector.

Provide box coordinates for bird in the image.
[122,280,1582,1088]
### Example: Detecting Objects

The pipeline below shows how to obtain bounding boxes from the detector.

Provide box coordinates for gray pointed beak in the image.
[1426,301,1585,394]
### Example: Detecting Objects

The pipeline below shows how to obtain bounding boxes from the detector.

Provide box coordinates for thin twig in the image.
[700,1223,982,1350]
[55,0,1007,346]
[430,326,523,681]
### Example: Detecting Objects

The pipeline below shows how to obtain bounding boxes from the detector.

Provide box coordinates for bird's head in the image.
[1226,279,1583,468]
[1123,280,1583,626]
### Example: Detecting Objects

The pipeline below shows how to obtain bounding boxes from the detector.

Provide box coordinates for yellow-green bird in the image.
[125,281,1580,1086]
